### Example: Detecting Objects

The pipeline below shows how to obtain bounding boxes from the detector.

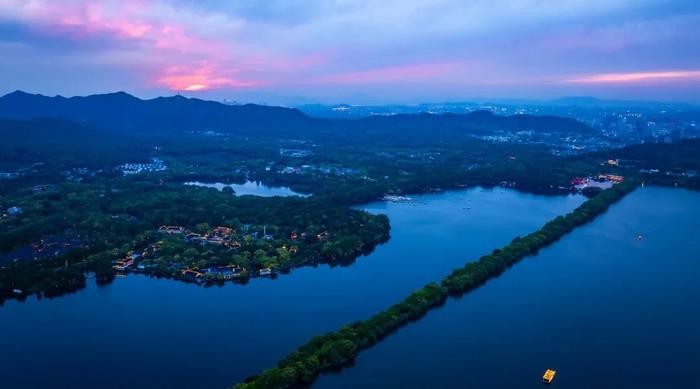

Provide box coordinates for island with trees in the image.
[0,181,389,303]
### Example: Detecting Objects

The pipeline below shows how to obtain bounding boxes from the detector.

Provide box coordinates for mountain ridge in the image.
[0,90,594,137]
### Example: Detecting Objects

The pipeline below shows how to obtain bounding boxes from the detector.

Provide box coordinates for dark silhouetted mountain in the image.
[0,91,594,138]
[355,110,591,135]
[0,91,312,135]
[0,117,145,165]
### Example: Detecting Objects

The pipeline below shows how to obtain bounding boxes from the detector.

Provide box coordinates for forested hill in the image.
[0,118,146,166]
[589,138,700,171]
[0,91,593,138]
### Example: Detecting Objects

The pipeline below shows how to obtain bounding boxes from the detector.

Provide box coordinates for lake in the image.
[183,180,307,197]
[0,187,583,388]
[314,186,700,389]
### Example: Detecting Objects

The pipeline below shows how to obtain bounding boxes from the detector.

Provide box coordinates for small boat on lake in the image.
[542,369,556,384]
[259,267,273,276]
[381,194,414,203]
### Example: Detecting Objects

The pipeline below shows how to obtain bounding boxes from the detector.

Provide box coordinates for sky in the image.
[0,0,698,104]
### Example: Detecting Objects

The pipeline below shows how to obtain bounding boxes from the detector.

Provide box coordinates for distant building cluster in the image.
[474,131,618,157]
[300,102,699,149]
[61,167,99,182]
[571,175,625,191]
[118,158,167,175]
[279,164,359,176]
[279,148,313,158]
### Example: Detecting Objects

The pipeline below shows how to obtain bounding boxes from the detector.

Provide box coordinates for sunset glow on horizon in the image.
[183,84,205,91]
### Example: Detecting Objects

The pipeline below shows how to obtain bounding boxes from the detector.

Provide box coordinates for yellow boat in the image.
[542,369,556,384]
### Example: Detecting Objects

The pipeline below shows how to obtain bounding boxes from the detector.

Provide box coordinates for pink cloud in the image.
[8,0,252,91]
[49,1,219,55]
[28,1,156,40]
[564,70,700,84]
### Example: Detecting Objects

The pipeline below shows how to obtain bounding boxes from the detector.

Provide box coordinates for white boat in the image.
[259,268,273,276]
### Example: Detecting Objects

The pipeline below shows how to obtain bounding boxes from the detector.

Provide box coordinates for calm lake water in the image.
[183,180,307,197]
[315,186,700,389]
[0,187,584,389]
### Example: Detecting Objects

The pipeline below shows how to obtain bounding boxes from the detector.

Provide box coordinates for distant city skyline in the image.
[0,0,698,104]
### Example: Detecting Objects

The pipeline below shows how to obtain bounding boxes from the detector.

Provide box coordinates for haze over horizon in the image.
[0,0,698,105]
[4,89,698,110]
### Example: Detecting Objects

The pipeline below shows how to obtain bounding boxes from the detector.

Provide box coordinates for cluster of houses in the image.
[278,164,359,177]
[158,224,326,246]
[116,241,167,273]
[113,244,276,282]
[289,230,328,242]
[112,223,329,281]
[571,174,625,191]
[601,174,625,183]
[158,225,242,248]
[180,263,281,282]
[279,148,313,158]
[158,223,326,243]
[181,264,245,282]
[61,167,99,182]
[113,253,141,271]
